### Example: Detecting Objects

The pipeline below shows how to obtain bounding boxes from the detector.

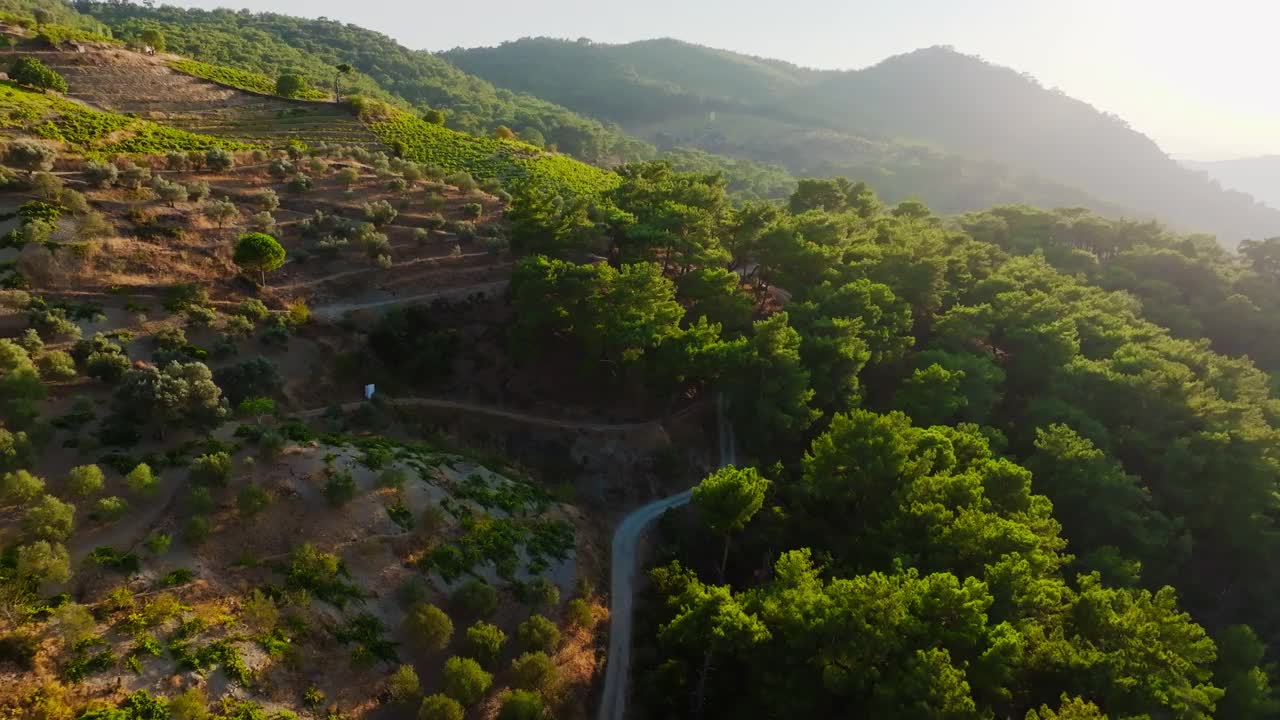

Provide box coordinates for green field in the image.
[169,58,330,101]
[368,111,619,196]
[0,82,248,155]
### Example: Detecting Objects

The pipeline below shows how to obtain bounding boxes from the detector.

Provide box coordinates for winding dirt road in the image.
[309,279,509,319]
[296,396,661,434]
[597,396,736,720]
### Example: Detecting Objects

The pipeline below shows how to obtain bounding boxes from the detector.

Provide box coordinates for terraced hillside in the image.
[35,46,380,148]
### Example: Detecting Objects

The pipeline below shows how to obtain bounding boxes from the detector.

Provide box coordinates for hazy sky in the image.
[175,0,1279,160]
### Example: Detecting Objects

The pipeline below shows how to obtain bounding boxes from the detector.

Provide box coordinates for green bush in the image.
[510,651,558,693]
[418,694,463,720]
[451,579,497,618]
[496,690,543,720]
[67,464,104,498]
[387,664,421,704]
[441,656,491,706]
[403,602,452,651]
[516,615,559,654]
[323,469,356,506]
[463,621,507,667]
[10,57,67,93]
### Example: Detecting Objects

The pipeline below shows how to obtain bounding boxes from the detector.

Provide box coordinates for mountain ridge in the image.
[445,37,1280,244]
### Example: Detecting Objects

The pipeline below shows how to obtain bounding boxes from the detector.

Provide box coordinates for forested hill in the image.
[1185,155,1280,211]
[444,38,1280,244]
[75,2,654,165]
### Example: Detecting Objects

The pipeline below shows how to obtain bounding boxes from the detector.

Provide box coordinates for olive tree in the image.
[4,140,56,174]
[16,540,70,584]
[23,495,75,541]
[441,656,491,706]
[404,603,453,651]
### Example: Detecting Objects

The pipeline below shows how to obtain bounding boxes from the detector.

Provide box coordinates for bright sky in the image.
[176,0,1280,160]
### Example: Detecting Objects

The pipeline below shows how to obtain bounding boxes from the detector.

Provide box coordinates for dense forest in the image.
[503,166,1280,718]
[444,37,1280,243]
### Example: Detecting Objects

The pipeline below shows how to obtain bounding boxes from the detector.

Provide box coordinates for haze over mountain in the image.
[1185,156,1280,212]
[444,37,1280,244]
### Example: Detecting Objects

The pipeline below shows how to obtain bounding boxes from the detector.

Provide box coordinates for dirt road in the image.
[597,395,736,720]
[309,279,508,319]
[297,396,662,434]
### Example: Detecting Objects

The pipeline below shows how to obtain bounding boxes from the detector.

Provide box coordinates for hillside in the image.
[445,38,1280,243]
[77,2,655,166]
[4,5,1280,720]
[1185,155,1280,212]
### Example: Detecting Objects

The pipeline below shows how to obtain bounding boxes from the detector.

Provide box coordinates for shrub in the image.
[323,470,355,506]
[2,468,44,504]
[205,147,235,172]
[441,656,491,706]
[125,463,157,495]
[516,615,559,654]
[30,171,62,200]
[496,690,543,720]
[364,199,397,227]
[525,578,560,609]
[16,540,71,584]
[275,73,309,98]
[461,202,482,220]
[248,211,276,234]
[237,299,270,321]
[86,351,129,383]
[510,651,558,693]
[5,140,56,174]
[24,494,75,541]
[268,158,294,180]
[202,197,238,227]
[423,213,446,231]
[118,161,150,189]
[257,189,280,212]
[403,603,452,651]
[186,180,211,202]
[84,161,118,188]
[166,152,189,172]
[463,622,506,667]
[286,175,313,193]
[75,210,113,240]
[90,496,129,522]
[214,356,282,404]
[443,172,477,192]
[145,533,171,555]
[337,166,360,188]
[387,664,421,704]
[418,694,463,720]
[237,483,270,517]
[566,598,594,628]
[168,687,209,720]
[451,579,497,618]
[37,350,76,380]
[152,177,187,206]
[239,589,277,634]
[190,451,232,486]
[66,464,104,498]
[10,56,67,92]
[184,515,210,545]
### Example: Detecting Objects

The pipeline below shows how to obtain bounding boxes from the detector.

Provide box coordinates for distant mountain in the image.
[1184,156,1280,214]
[445,38,1280,244]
